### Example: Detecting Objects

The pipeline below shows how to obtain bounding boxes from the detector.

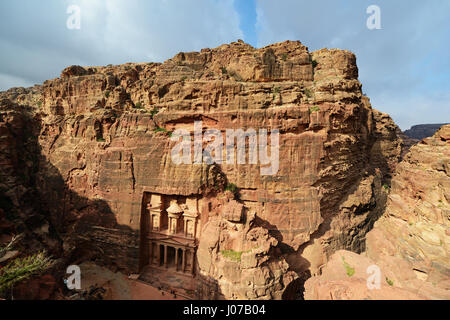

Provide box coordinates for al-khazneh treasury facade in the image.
[139,193,199,276]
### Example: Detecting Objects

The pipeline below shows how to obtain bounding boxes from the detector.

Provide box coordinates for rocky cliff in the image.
[305,125,450,299]
[0,40,410,299]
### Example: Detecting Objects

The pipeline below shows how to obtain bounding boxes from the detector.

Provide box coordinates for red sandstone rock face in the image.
[365,124,450,299]
[197,208,297,299]
[0,96,61,258]
[305,125,450,300]
[304,250,427,300]
[12,274,59,300]
[0,40,408,299]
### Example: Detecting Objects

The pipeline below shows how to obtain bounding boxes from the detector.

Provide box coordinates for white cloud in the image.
[255,0,450,129]
[1,0,448,129]
[0,0,243,90]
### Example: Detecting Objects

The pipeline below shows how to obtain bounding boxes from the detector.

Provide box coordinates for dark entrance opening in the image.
[159,245,164,267]
[167,246,176,269]
[177,248,183,270]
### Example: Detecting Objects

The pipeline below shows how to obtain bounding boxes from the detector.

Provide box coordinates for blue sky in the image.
[0,0,449,130]
[234,0,257,46]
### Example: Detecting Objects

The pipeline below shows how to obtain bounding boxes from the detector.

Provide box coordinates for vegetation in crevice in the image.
[386,277,394,286]
[225,183,239,198]
[309,106,320,113]
[342,256,355,277]
[220,249,251,262]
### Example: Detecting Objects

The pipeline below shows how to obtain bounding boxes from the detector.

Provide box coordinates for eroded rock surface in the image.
[0,40,411,299]
[305,126,450,299]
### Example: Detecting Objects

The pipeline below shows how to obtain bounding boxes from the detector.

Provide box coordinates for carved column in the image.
[156,242,161,266]
[148,241,153,265]
[182,249,186,273]
[164,245,168,268]
[191,249,195,275]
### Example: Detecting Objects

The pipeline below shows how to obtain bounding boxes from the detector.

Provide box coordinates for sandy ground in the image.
[78,262,186,300]
[128,279,186,300]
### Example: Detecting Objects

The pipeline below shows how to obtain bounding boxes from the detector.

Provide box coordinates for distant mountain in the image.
[404,123,449,140]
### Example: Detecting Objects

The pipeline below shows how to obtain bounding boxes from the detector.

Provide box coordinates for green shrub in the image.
[153,126,171,136]
[311,60,318,68]
[304,88,313,98]
[0,251,54,296]
[97,137,106,142]
[272,87,281,100]
[134,102,142,109]
[150,108,159,118]
[0,234,22,259]
[342,256,355,277]
[309,106,320,113]
[386,277,394,286]
[383,184,390,191]
[221,249,243,262]
[221,66,227,75]
[104,90,110,98]
[281,53,288,61]
[225,183,239,194]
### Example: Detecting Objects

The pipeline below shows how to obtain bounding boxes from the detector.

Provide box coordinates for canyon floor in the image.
[77,262,186,300]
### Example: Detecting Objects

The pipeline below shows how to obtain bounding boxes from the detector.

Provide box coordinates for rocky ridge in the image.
[404,123,449,140]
